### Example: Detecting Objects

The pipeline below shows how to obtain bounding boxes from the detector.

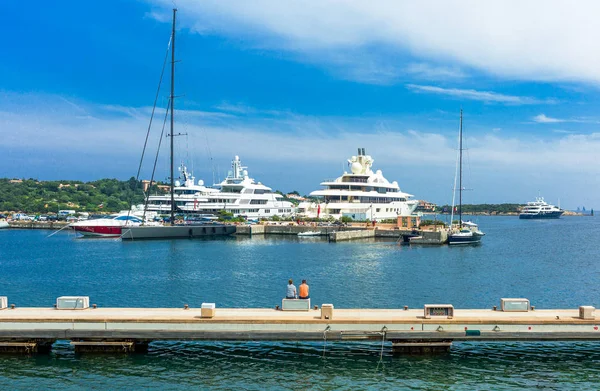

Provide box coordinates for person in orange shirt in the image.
[298,279,310,300]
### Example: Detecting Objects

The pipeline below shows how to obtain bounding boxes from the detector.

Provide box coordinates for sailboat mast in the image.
[459,109,463,227]
[169,8,177,225]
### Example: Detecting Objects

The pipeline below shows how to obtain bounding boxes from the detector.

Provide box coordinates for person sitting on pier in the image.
[286,279,297,299]
[298,279,309,300]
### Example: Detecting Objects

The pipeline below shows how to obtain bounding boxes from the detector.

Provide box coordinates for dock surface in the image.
[0,307,597,341]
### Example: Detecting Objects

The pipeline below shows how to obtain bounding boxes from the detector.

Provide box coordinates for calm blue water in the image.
[0,216,599,390]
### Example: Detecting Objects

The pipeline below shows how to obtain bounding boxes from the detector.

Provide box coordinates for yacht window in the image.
[243,189,254,194]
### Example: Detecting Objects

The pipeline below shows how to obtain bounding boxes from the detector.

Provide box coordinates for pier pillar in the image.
[391,339,453,354]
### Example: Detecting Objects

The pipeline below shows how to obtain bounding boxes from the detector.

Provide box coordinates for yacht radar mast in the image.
[348,148,374,175]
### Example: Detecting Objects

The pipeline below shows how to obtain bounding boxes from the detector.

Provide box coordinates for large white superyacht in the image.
[297,148,418,221]
[179,156,295,219]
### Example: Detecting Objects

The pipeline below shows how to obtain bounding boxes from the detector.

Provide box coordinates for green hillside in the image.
[0,178,165,213]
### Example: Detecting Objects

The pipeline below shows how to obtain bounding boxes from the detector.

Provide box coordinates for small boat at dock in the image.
[70,212,149,238]
[297,231,321,237]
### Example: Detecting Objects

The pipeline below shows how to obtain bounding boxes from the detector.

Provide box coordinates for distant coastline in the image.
[423,210,587,217]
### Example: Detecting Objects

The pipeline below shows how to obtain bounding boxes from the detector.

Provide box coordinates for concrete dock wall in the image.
[409,230,447,245]
[8,222,70,230]
[329,229,375,242]
[234,225,448,244]
[235,225,265,236]
[235,224,357,236]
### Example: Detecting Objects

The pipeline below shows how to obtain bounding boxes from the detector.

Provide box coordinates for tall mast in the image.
[459,109,463,227]
[169,8,177,225]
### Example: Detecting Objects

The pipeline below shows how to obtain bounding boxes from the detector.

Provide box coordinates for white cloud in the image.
[407,85,554,105]
[533,114,564,123]
[148,0,600,85]
[404,63,466,80]
[532,113,599,124]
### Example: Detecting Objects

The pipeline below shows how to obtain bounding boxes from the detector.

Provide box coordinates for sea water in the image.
[0,216,599,390]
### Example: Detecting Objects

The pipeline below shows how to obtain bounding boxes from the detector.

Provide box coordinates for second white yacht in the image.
[297,148,418,221]
[179,156,295,219]
[145,163,218,214]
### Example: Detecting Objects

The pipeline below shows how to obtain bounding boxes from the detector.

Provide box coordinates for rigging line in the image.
[202,129,216,186]
[137,33,172,181]
[450,114,461,229]
[46,222,72,238]
[142,99,171,222]
[126,34,173,218]
[464,135,473,194]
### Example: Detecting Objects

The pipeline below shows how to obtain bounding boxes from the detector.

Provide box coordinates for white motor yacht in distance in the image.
[179,156,295,219]
[519,197,564,219]
[297,148,418,221]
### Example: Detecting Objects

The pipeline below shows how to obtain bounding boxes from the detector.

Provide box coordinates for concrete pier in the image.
[408,230,448,245]
[0,304,597,354]
[235,224,354,236]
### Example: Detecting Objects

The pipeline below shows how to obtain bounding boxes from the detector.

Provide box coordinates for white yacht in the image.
[179,156,295,219]
[297,148,418,221]
[519,197,564,219]
[145,163,219,214]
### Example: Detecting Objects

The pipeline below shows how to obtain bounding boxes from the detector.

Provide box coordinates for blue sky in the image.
[1,0,600,208]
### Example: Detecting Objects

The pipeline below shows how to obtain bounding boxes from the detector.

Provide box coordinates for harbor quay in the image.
[0,297,597,355]
[6,221,449,243]
[235,223,447,243]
